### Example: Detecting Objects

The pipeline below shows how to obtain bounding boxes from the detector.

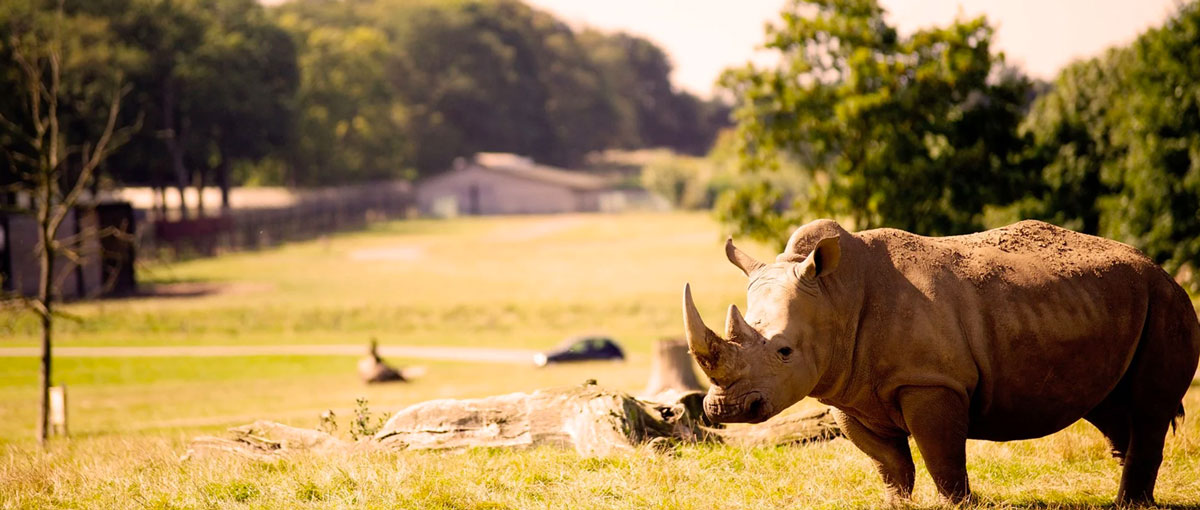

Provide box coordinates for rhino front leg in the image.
[832,408,915,504]
[899,386,971,503]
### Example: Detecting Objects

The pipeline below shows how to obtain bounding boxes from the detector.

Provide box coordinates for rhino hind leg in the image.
[1114,366,1189,506]
[1083,384,1132,464]
[1113,287,1200,506]
[1117,416,1173,505]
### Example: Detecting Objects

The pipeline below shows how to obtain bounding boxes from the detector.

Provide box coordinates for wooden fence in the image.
[142,181,414,260]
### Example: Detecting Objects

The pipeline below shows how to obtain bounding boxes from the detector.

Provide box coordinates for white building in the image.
[417,153,617,216]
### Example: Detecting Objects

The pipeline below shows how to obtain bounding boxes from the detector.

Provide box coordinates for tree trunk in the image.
[89,162,100,197]
[196,164,207,217]
[36,197,54,446]
[156,185,167,220]
[642,337,705,399]
[162,80,188,220]
[171,157,188,220]
[217,156,231,212]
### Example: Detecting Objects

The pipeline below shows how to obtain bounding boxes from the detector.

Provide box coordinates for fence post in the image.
[49,385,68,437]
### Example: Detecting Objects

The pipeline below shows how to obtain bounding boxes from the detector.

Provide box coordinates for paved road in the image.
[0,344,539,364]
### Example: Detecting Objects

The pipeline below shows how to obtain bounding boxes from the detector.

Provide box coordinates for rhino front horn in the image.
[683,284,726,372]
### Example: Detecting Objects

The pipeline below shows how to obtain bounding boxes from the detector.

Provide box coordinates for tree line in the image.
[6,0,1200,287]
[1,0,729,218]
[717,0,1200,290]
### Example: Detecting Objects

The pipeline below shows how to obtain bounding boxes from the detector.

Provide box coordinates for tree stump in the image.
[641,337,705,400]
[186,382,843,460]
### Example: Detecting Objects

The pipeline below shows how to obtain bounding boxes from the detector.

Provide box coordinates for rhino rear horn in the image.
[683,284,728,374]
[724,304,759,345]
[725,238,765,276]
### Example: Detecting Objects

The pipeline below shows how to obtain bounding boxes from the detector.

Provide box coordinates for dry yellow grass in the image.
[2,388,1198,509]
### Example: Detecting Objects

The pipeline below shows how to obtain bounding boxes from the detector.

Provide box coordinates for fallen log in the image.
[713,407,841,448]
[185,382,842,460]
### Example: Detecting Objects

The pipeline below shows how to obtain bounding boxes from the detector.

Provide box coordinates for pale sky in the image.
[526,0,1180,98]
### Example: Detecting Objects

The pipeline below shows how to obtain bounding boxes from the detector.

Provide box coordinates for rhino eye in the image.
[778,346,793,357]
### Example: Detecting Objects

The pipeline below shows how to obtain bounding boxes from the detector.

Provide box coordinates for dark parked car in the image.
[534,335,625,366]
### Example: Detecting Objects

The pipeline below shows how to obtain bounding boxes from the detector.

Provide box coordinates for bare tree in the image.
[0,0,132,446]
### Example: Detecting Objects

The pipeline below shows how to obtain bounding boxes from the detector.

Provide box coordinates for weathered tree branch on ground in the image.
[185,382,842,460]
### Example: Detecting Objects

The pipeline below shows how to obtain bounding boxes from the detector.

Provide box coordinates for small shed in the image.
[417,153,614,216]
[0,204,128,299]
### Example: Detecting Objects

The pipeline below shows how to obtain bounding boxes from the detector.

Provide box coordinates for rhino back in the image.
[846,220,1186,440]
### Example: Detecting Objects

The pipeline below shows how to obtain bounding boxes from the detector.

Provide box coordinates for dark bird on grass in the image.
[358,339,406,384]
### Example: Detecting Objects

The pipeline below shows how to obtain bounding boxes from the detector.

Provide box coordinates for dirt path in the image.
[0,344,538,364]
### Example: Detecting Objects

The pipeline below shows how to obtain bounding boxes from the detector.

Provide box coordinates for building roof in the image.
[463,153,613,191]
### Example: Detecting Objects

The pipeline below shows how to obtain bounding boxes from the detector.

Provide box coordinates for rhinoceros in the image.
[684,219,1199,505]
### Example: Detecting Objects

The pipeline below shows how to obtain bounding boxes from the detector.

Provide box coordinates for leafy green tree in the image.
[7,0,728,195]
[708,130,812,242]
[102,0,296,213]
[1107,4,1200,282]
[179,0,298,210]
[274,0,726,181]
[112,0,207,218]
[275,1,411,185]
[1020,53,1129,234]
[580,31,678,151]
[1,0,142,201]
[641,153,715,209]
[1024,2,1200,288]
[389,1,616,171]
[578,30,729,155]
[390,1,558,172]
[718,0,1034,247]
[522,8,620,166]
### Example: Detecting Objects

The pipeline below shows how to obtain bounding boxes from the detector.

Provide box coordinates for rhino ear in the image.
[725,238,765,276]
[794,236,841,281]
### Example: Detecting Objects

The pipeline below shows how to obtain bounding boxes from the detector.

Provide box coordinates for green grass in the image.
[1,213,754,349]
[1,212,1198,508]
[0,212,746,441]
[0,355,650,442]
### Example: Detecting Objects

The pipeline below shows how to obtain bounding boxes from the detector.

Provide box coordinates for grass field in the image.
[2,212,1199,509]
[2,214,751,349]
[0,213,750,441]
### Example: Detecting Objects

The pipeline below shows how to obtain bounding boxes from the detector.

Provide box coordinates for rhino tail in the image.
[1171,403,1185,434]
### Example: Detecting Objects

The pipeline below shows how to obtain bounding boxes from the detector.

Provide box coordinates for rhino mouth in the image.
[705,391,772,424]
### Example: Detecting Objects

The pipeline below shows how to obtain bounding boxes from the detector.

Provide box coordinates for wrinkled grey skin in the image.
[684,219,1200,505]
[683,235,840,425]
